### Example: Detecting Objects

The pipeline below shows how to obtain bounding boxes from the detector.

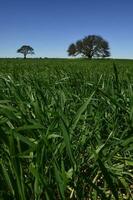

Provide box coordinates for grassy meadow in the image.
[0,58,133,199]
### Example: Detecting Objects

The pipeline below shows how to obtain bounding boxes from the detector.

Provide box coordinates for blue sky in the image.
[0,0,133,58]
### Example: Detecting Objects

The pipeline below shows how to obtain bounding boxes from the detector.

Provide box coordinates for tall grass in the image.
[0,58,133,199]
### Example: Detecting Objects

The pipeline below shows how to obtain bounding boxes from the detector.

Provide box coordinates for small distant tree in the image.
[67,35,110,58]
[17,45,35,59]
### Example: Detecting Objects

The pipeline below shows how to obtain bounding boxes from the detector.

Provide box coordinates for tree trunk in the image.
[87,55,92,59]
[24,54,26,59]
[85,52,92,59]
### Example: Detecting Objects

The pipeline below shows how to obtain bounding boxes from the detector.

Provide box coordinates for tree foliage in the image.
[67,35,110,58]
[17,45,34,59]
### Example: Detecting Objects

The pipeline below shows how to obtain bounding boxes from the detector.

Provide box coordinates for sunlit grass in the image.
[0,58,133,199]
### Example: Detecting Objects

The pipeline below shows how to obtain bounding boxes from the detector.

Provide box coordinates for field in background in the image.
[0,58,133,199]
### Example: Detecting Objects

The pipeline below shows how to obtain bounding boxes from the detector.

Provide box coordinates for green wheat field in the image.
[0,58,133,199]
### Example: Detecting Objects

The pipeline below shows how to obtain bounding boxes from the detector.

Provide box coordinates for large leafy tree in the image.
[67,35,110,58]
[17,45,35,59]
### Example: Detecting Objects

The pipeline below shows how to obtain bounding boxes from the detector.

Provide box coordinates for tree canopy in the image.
[67,35,110,58]
[17,45,34,59]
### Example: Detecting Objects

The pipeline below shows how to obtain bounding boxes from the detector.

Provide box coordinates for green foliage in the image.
[0,58,133,199]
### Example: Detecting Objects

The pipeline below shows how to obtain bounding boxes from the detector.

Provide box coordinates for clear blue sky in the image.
[0,0,133,58]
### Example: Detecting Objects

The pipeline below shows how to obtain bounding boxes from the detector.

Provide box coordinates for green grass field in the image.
[0,58,133,199]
